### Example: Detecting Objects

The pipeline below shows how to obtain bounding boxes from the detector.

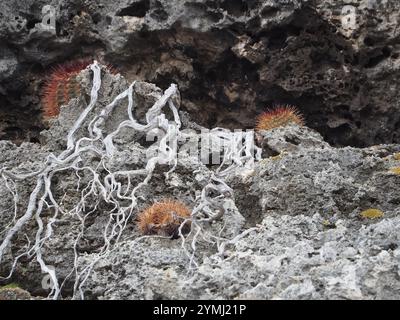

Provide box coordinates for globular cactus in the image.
[137,200,191,239]
[256,105,304,131]
[41,60,91,119]
[41,60,117,119]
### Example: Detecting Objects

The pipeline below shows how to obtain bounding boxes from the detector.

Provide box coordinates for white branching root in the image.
[0,61,261,299]
[179,128,262,270]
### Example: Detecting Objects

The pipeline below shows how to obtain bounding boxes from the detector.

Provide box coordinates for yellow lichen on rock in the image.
[389,167,400,175]
[393,153,400,160]
[360,208,384,219]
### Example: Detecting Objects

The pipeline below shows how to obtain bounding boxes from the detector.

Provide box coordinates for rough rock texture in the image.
[80,214,400,300]
[1,1,400,300]
[79,124,400,300]
[1,0,400,147]
[1,64,400,299]
[0,286,34,300]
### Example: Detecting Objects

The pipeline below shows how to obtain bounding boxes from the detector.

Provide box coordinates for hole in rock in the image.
[116,0,150,17]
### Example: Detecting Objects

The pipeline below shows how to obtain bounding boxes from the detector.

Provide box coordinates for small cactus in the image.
[256,105,304,131]
[41,60,91,119]
[137,200,191,238]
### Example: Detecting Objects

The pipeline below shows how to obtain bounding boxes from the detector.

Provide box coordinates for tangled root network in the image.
[0,61,261,299]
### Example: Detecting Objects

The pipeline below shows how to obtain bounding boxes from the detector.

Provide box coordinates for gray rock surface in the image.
[1,64,400,300]
[79,123,400,300]
[81,213,400,300]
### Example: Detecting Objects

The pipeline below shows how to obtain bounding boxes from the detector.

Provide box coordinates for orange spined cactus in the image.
[137,200,192,238]
[256,105,304,131]
[41,60,92,119]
